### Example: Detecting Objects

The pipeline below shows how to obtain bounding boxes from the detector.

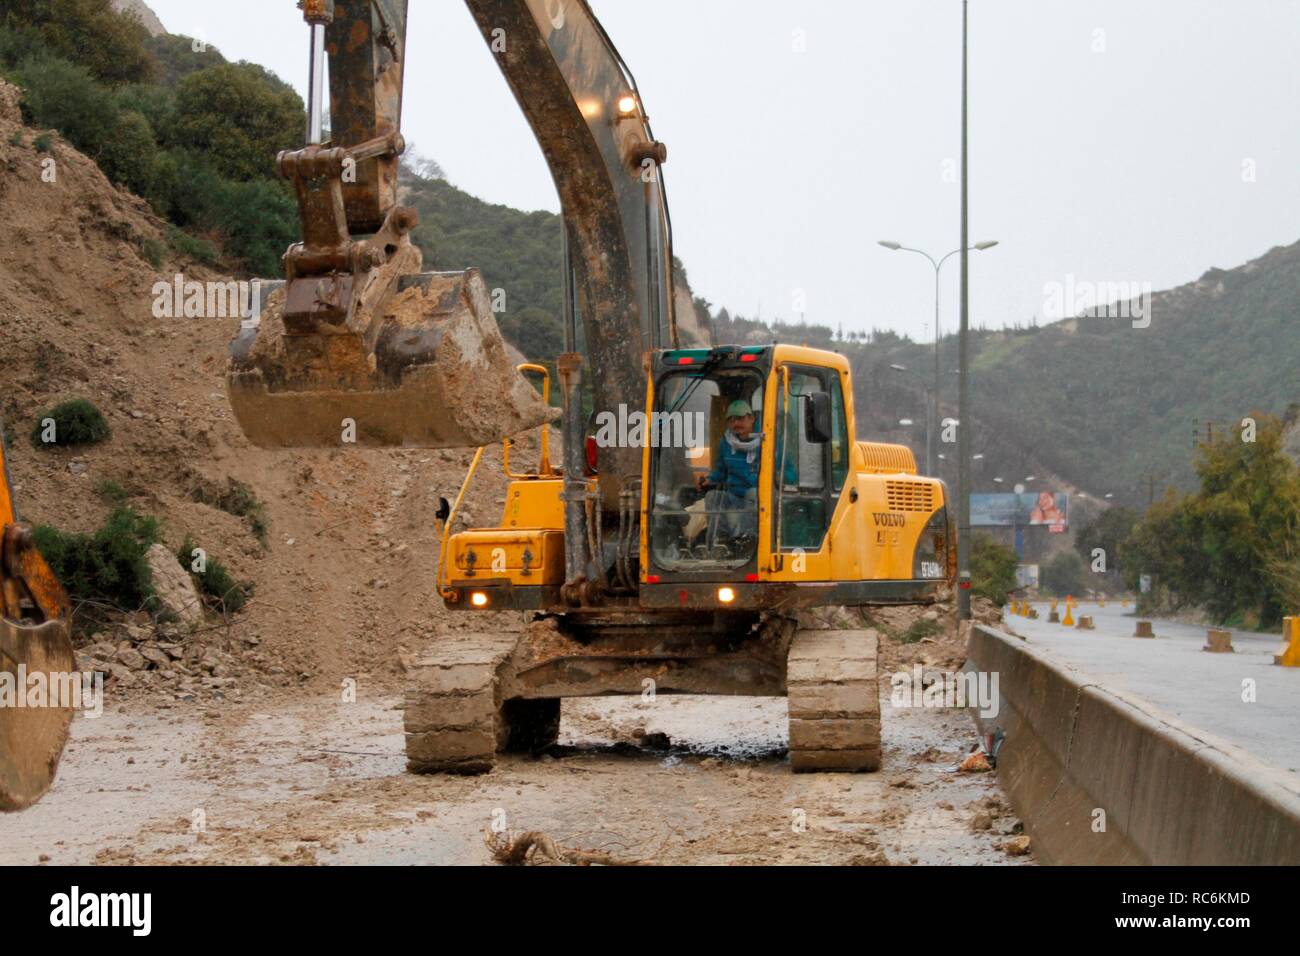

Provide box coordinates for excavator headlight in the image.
[470,591,489,608]
[717,587,736,604]
[616,94,638,116]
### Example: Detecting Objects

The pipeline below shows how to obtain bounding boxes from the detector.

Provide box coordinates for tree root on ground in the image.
[484,829,650,866]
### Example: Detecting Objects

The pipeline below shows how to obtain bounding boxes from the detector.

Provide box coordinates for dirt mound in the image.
[0,80,535,698]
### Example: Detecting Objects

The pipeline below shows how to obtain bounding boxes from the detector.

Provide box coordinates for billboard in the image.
[970,492,1068,530]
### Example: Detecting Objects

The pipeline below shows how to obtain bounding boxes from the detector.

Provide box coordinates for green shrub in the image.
[114,81,174,133]
[165,224,217,265]
[7,129,23,146]
[13,52,117,156]
[140,235,164,268]
[32,131,52,151]
[191,477,269,545]
[97,108,159,195]
[164,62,303,181]
[167,151,297,276]
[32,507,160,613]
[895,617,944,645]
[971,533,1019,607]
[94,478,129,505]
[30,398,110,448]
[177,537,252,614]
[3,0,156,85]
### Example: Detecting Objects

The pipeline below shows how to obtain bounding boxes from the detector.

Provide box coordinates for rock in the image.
[87,640,117,661]
[1004,835,1032,856]
[106,662,135,684]
[139,646,171,668]
[970,812,994,831]
[115,647,147,670]
[67,459,88,476]
[144,543,204,628]
[0,80,22,125]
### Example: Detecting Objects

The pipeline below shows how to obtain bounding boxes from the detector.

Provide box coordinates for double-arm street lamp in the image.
[877,240,998,479]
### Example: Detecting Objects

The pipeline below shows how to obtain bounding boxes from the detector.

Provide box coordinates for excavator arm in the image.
[228,0,676,473]
[228,0,558,449]
[0,427,75,812]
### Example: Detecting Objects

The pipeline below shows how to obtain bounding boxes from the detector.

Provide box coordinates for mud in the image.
[3,691,1031,866]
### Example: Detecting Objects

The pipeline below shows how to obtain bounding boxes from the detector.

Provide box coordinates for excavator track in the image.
[786,628,882,773]
[403,632,557,774]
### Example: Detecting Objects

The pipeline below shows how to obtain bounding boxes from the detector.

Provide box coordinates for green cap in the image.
[725,400,753,419]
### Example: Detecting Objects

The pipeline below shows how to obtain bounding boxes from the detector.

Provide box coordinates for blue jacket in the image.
[708,434,761,493]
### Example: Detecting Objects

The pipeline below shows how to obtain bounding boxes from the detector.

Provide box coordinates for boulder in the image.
[144,543,205,628]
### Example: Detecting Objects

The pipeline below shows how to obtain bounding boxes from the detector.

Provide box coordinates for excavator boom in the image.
[229,0,680,458]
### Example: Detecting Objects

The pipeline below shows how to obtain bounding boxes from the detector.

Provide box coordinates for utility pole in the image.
[956,0,972,621]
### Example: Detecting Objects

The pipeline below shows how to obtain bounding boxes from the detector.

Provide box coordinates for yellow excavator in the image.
[1,0,955,807]
[229,0,956,774]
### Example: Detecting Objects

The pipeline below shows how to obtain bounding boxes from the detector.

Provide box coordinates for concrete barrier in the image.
[964,624,1300,864]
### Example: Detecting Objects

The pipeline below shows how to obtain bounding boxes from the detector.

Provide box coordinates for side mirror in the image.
[435,497,451,522]
[805,392,832,444]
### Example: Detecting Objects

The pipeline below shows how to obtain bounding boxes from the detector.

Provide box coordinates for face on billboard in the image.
[971,492,1069,528]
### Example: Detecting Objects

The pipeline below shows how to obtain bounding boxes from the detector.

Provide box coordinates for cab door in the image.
[770,364,849,576]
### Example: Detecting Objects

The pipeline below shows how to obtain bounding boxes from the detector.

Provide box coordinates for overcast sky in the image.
[146,0,1300,342]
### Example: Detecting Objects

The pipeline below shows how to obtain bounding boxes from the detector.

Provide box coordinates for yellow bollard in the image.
[1062,604,1075,627]
[1276,617,1300,667]
[1099,596,1106,608]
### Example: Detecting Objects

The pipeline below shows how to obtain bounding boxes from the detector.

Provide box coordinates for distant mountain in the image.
[111,0,166,37]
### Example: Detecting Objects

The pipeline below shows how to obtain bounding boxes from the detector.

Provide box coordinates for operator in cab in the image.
[695,400,763,537]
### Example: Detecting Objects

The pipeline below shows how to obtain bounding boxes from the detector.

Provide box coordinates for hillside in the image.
[401,168,711,357]
[0,81,533,692]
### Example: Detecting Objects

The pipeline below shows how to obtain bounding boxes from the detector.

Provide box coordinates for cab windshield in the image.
[648,367,765,571]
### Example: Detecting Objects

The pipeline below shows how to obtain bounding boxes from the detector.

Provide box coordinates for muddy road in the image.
[3,691,1030,866]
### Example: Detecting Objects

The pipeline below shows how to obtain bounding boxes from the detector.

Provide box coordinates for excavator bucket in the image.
[1,431,76,811]
[228,268,558,449]
[0,617,74,811]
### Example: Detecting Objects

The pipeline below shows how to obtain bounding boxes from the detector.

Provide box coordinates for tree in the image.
[146,32,224,86]
[2,0,155,85]
[13,52,117,156]
[1041,550,1090,598]
[970,533,1018,607]
[1074,504,1138,587]
[165,62,303,182]
[1121,416,1300,626]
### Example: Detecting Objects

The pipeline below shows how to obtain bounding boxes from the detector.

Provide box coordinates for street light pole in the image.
[876,246,996,481]
[957,0,972,621]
